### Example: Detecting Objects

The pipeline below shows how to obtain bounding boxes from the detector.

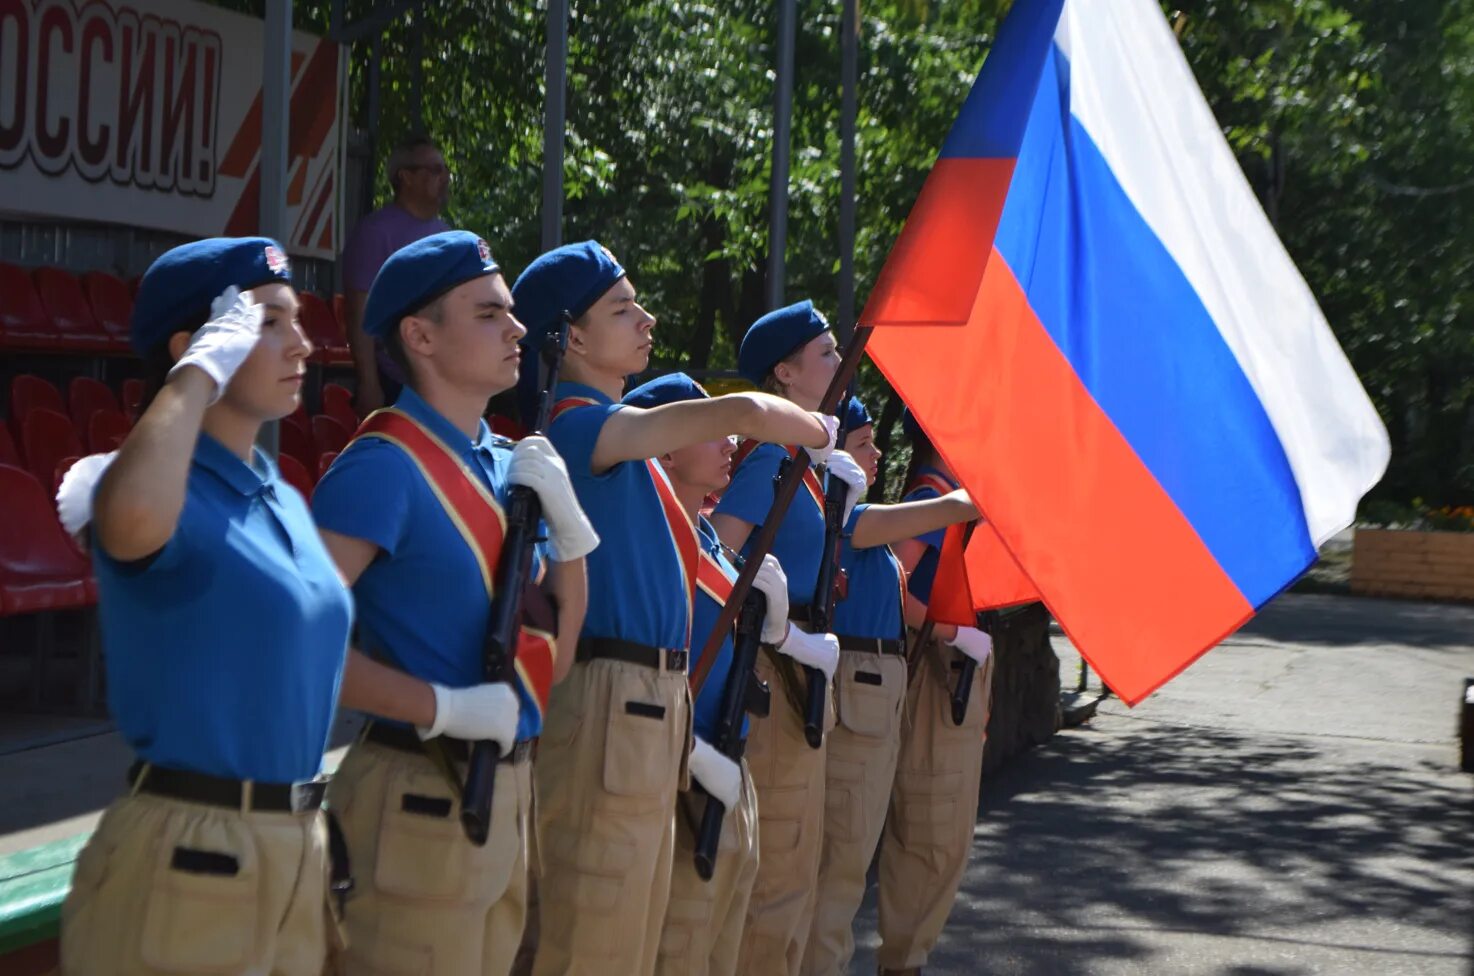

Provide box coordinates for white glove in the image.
[55,451,118,536]
[689,738,742,810]
[508,435,600,561]
[752,554,790,645]
[825,450,868,525]
[805,413,840,466]
[947,626,993,666]
[775,627,840,682]
[419,682,519,755]
[168,286,264,403]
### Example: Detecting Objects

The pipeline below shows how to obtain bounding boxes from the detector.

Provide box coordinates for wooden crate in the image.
[1350,529,1474,602]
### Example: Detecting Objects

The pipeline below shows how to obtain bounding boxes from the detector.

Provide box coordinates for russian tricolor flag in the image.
[865,0,1390,704]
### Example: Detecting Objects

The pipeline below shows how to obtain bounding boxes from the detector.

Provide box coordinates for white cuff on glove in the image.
[689,738,742,810]
[508,435,600,561]
[168,286,265,403]
[805,413,841,466]
[752,554,791,645]
[776,627,840,682]
[418,682,520,755]
[825,450,868,525]
[55,451,119,537]
[947,626,993,667]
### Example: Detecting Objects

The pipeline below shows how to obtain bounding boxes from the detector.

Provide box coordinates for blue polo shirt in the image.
[713,442,825,607]
[902,467,956,604]
[545,381,691,650]
[93,434,352,783]
[832,504,905,640]
[692,517,748,742]
[311,387,546,742]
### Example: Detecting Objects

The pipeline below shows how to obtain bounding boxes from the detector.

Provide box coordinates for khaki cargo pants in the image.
[654,759,759,976]
[328,739,532,976]
[61,790,339,975]
[735,649,834,976]
[532,658,692,976]
[802,648,908,976]
[876,633,995,971]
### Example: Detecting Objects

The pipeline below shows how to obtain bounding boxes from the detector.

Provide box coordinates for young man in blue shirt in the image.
[313,231,596,976]
[510,243,835,976]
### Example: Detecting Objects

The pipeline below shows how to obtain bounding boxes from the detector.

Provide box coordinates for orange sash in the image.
[353,409,555,716]
[731,439,825,515]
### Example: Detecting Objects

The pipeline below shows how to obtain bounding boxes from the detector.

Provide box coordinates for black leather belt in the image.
[128,761,326,814]
[837,636,904,656]
[576,636,687,672]
[365,721,534,765]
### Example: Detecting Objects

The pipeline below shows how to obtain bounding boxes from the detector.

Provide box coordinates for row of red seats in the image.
[6,376,134,494]
[0,261,352,365]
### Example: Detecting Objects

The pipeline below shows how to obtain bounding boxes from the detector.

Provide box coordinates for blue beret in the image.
[131,237,291,355]
[842,397,873,432]
[362,231,500,340]
[737,300,830,385]
[511,241,627,350]
[622,372,709,410]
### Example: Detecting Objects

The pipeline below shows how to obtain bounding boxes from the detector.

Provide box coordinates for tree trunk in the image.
[981,603,1061,776]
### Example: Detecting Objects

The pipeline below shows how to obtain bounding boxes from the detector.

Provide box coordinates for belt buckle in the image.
[666,649,688,672]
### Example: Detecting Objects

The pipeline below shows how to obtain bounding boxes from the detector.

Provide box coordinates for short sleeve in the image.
[311,440,413,555]
[842,502,869,538]
[547,403,623,481]
[714,445,785,525]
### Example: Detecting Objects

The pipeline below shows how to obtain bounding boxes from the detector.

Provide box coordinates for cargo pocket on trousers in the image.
[824,756,865,843]
[838,665,897,739]
[603,692,678,802]
[543,822,637,925]
[344,937,433,976]
[139,839,260,973]
[895,768,963,849]
[374,765,470,902]
[757,782,807,855]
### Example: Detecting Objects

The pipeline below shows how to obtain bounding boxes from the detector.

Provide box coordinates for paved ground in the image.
[852,593,1474,975]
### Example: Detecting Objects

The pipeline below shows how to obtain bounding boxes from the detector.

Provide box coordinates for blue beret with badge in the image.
[131,237,292,355]
[737,300,831,385]
[361,230,500,341]
[622,372,709,410]
[511,241,627,351]
[842,396,873,432]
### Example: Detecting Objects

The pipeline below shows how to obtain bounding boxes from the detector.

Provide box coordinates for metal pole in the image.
[260,0,291,458]
[837,0,858,342]
[766,0,796,310]
[542,0,569,251]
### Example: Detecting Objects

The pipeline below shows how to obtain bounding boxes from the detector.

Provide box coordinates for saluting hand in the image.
[419,681,520,755]
[509,435,600,561]
[752,554,791,645]
[776,627,840,682]
[168,286,265,403]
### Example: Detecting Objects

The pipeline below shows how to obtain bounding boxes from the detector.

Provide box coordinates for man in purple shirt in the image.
[341,135,452,412]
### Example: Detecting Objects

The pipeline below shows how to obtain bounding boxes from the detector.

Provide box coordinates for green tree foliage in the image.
[279,0,1470,504]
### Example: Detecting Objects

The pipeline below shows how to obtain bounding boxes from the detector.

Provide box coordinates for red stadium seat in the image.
[68,376,121,431]
[120,378,145,420]
[54,456,81,495]
[321,382,358,432]
[317,451,339,481]
[22,409,83,495]
[32,267,107,350]
[87,410,131,453]
[278,417,316,472]
[0,262,57,350]
[82,271,133,351]
[311,414,351,456]
[0,464,95,615]
[488,414,527,441]
[0,427,19,468]
[9,374,65,444]
[298,293,351,365]
[277,453,314,498]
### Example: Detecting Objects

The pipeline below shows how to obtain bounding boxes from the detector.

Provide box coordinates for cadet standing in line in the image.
[801,399,977,976]
[707,301,861,975]
[508,243,836,976]
[874,412,996,976]
[623,373,836,976]
[58,238,353,975]
[311,232,596,976]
